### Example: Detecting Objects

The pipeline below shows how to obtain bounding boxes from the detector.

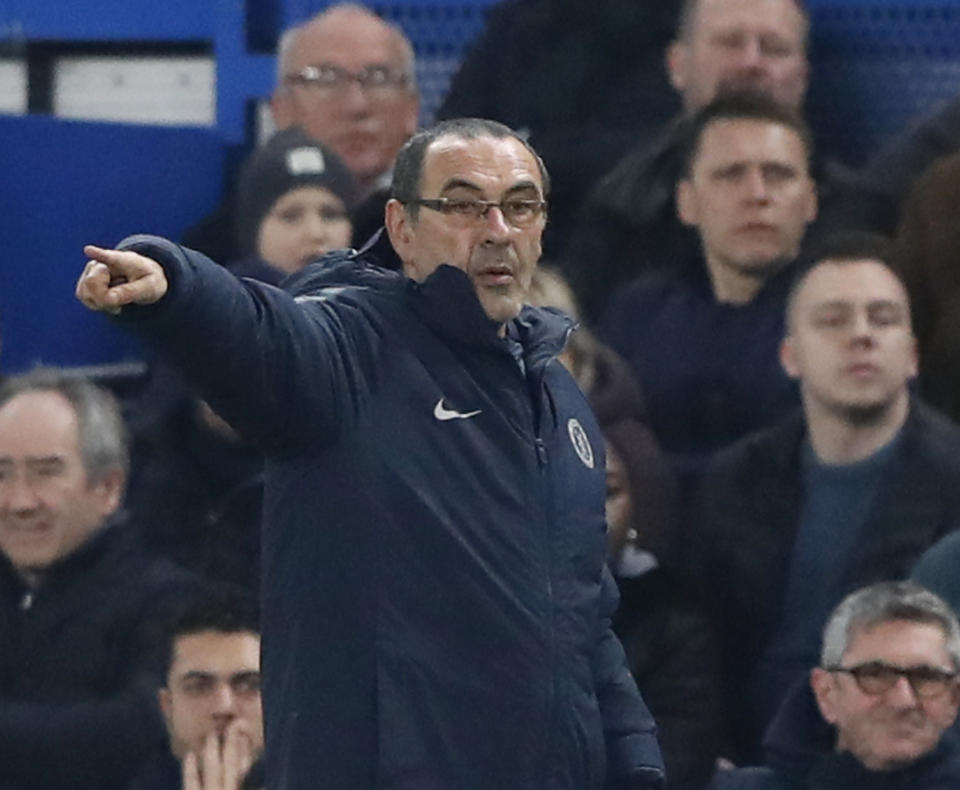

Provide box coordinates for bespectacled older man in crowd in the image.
[184,3,419,264]
[709,581,960,789]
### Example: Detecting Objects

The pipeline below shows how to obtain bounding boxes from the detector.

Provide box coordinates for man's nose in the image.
[885,675,921,708]
[849,310,875,343]
[481,205,512,241]
[341,80,372,113]
[743,168,770,202]
[305,213,332,241]
[4,476,40,513]
[210,682,238,713]
[736,37,765,71]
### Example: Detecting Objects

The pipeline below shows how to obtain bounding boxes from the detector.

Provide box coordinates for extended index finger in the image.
[83,245,156,280]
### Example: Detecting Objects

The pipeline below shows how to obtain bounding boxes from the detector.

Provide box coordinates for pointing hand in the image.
[76,244,169,314]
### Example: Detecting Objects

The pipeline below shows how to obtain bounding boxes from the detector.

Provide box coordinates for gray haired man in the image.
[710,581,960,789]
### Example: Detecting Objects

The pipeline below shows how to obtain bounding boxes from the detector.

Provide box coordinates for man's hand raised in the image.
[76,244,169,314]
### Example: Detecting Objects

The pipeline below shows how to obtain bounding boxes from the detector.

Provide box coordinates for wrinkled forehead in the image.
[292,15,408,71]
[692,118,810,171]
[688,0,808,43]
[421,134,544,197]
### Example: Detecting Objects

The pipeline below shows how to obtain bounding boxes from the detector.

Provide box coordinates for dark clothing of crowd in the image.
[0,523,197,790]
[690,403,960,761]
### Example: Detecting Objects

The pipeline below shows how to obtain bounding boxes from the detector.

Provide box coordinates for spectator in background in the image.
[599,91,814,480]
[691,233,960,761]
[184,3,418,265]
[229,127,358,284]
[271,1,418,258]
[0,368,196,790]
[129,587,263,790]
[709,581,960,790]
[271,3,419,198]
[565,0,810,321]
[436,0,683,258]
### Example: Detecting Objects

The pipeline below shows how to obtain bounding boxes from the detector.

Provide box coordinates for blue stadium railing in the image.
[2,0,960,373]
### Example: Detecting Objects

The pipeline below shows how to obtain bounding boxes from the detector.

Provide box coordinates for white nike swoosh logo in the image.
[434,399,482,421]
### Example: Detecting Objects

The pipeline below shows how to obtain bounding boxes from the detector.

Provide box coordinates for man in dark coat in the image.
[0,368,196,790]
[77,118,664,790]
[129,587,262,790]
[564,0,810,321]
[692,233,960,761]
[708,581,960,790]
[598,91,814,480]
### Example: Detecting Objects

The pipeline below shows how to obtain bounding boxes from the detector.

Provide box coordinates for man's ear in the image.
[385,199,412,257]
[385,198,419,279]
[676,179,697,227]
[269,91,295,130]
[811,667,839,725]
[666,40,688,93]
[93,467,125,519]
[780,336,800,379]
[157,687,173,723]
[908,334,919,380]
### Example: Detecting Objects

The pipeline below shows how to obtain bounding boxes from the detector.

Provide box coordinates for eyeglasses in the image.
[406,197,547,228]
[284,64,410,97]
[825,661,958,699]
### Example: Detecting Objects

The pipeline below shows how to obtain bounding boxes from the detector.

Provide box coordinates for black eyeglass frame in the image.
[824,661,959,699]
[404,197,548,227]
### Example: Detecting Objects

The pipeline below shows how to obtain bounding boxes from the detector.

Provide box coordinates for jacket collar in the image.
[411,263,574,366]
[0,516,130,595]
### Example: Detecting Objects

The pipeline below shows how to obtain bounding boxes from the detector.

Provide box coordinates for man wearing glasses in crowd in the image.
[710,581,960,789]
[271,3,419,197]
[185,3,419,262]
[76,118,664,790]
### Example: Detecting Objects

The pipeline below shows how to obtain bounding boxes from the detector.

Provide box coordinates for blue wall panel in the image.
[0,0,214,40]
[0,116,225,373]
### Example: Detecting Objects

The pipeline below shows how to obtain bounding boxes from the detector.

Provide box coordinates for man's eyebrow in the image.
[25,455,66,466]
[503,180,543,196]
[179,670,216,681]
[439,179,543,197]
[811,300,851,311]
[439,178,482,194]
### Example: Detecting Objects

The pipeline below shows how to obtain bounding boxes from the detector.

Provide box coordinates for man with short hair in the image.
[691,232,960,760]
[129,588,263,790]
[710,581,960,788]
[566,0,810,321]
[271,3,419,196]
[77,117,664,790]
[599,91,815,473]
[0,368,196,790]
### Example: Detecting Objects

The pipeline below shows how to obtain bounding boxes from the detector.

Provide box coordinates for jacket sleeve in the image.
[113,235,382,450]
[594,565,665,789]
